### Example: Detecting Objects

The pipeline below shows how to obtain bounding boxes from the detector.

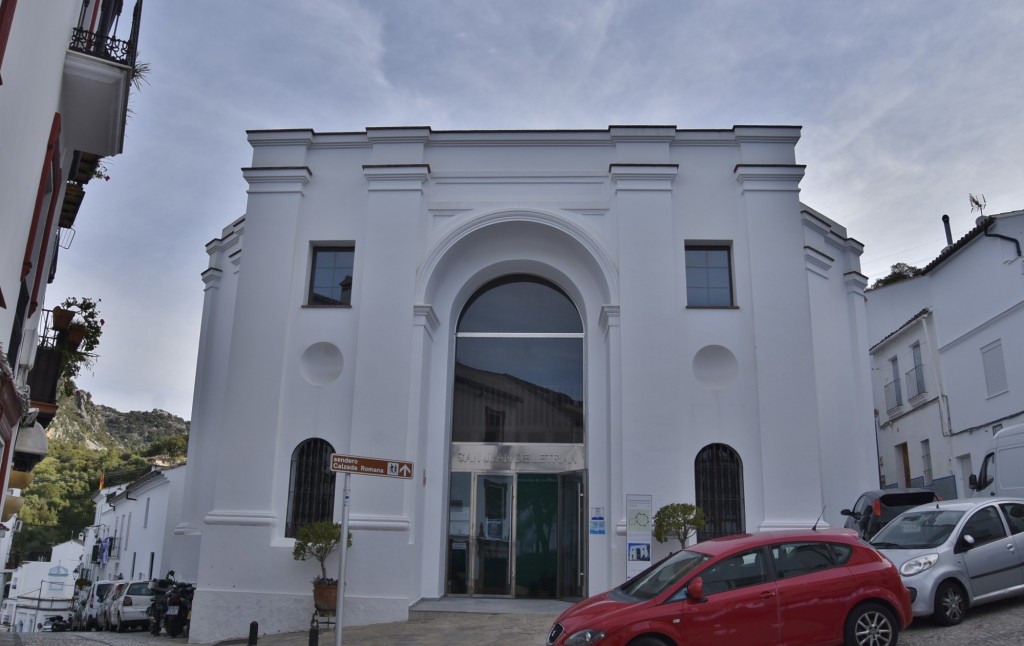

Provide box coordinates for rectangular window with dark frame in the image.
[308,246,354,306]
[685,245,733,307]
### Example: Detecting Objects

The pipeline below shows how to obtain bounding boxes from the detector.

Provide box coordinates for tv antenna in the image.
[969,193,986,216]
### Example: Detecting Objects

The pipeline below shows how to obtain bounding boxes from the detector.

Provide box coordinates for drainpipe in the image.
[919,312,950,437]
[980,216,1022,258]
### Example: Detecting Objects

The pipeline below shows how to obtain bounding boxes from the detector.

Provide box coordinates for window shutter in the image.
[982,341,1008,397]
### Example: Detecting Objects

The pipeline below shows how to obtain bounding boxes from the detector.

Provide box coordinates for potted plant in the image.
[292,521,352,612]
[652,502,706,551]
[55,297,103,395]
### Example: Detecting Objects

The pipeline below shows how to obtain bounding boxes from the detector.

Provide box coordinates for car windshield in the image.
[871,509,965,548]
[619,550,709,600]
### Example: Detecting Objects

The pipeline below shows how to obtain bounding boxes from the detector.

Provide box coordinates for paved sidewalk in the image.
[216,599,569,646]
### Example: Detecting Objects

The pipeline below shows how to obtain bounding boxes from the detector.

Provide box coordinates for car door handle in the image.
[761,591,776,599]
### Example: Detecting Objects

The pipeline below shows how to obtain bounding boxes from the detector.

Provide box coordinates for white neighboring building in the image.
[182,125,879,642]
[866,210,1024,497]
[81,466,186,584]
[0,0,144,525]
[1,539,82,632]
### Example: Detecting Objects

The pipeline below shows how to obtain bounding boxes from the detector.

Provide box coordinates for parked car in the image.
[841,488,940,540]
[970,423,1024,498]
[108,580,153,632]
[78,579,118,631]
[871,497,1024,626]
[42,615,69,632]
[546,529,912,646]
[95,581,125,631]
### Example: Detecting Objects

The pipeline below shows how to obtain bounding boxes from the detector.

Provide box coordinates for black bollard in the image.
[308,613,319,646]
[248,621,258,645]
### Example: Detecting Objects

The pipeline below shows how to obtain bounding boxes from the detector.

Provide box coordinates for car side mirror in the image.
[955,534,976,554]
[840,508,859,520]
[686,577,705,603]
[968,474,978,490]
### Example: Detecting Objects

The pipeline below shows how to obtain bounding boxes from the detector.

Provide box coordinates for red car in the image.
[547,529,911,646]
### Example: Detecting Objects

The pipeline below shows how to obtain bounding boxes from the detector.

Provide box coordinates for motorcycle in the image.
[163,580,195,637]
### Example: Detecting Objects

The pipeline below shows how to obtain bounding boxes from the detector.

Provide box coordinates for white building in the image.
[0,0,144,528]
[1,539,82,632]
[182,125,879,642]
[866,210,1024,497]
[81,466,187,584]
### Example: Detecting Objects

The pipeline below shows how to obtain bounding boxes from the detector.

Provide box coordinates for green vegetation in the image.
[7,385,189,566]
[652,503,706,550]
[868,263,922,290]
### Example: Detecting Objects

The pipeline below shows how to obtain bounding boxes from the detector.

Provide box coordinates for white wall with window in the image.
[81,466,186,584]
[181,125,879,642]
[867,209,1024,497]
[1,540,82,632]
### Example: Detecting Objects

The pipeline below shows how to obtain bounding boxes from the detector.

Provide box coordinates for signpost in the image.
[329,453,414,646]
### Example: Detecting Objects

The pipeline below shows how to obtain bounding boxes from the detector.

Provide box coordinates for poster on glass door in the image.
[625,494,652,579]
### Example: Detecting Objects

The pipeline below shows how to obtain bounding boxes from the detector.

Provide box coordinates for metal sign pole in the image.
[335,473,351,646]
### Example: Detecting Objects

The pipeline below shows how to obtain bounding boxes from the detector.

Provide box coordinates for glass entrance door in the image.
[473,474,514,596]
[447,470,586,598]
[558,470,585,598]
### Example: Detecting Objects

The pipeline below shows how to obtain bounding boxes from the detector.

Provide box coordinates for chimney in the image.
[942,214,953,246]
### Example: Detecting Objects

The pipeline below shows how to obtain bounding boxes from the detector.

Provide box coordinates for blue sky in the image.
[48,0,1024,419]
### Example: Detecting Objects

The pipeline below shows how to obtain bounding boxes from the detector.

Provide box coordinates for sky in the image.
[47,0,1024,420]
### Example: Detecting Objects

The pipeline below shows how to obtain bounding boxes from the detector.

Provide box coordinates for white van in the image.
[970,423,1024,497]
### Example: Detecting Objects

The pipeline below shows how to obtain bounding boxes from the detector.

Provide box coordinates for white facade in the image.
[183,125,878,642]
[82,466,187,584]
[866,210,1024,497]
[0,0,142,528]
[1,540,82,632]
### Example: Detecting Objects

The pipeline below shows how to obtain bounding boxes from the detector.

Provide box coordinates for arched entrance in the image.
[695,443,745,540]
[445,275,586,599]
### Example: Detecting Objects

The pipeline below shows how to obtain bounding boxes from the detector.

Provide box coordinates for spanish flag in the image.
[99,471,104,490]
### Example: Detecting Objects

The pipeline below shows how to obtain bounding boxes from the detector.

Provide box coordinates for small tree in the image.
[291,521,352,585]
[653,503,706,550]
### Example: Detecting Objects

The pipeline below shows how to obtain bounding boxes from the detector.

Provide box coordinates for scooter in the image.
[163,580,195,637]
[147,572,176,635]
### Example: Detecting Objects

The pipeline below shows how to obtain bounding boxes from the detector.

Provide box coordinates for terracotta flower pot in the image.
[312,581,338,612]
[51,307,73,331]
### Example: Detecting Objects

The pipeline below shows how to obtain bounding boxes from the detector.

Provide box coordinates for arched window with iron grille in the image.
[695,443,744,541]
[285,438,336,538]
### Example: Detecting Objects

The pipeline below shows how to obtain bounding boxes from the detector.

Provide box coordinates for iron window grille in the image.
[285,438,336,538]
[695,443,745,541]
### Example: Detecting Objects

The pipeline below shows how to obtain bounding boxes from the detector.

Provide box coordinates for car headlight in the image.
[565,628,607,645]
[900,553,939,576]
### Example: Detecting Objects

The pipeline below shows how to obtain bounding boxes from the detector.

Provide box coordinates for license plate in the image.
[166,606,179,616]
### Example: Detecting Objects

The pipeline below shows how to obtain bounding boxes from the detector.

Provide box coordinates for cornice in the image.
[241,166,312,194]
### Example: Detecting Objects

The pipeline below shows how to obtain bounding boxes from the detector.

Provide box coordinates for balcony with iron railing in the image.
[90,536,121,563]
[62,0,145,158]
[69,0,143,69]
[884,378,902,412]
[905,364,926,400]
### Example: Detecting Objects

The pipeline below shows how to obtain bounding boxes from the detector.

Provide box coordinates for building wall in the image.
[185,126,878,642]
[867,211,1024,497]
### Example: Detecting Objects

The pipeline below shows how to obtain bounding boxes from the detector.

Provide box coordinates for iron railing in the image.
[884,378,902,411]
[68,0,143,68]
[905,364,926,399]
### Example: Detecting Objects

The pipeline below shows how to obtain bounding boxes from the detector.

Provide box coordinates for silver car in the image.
[871,497,1024,626]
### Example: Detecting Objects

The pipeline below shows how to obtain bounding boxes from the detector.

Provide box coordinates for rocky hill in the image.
[46,386,190,452]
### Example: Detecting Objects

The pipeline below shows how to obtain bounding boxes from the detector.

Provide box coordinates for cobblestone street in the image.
[2,593,1024,646]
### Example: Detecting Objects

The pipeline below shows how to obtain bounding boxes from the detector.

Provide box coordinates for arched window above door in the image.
[452,275,584,444]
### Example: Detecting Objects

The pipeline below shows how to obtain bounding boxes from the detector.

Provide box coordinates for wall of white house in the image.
[184,126,878,643]
[867,211,1024,495]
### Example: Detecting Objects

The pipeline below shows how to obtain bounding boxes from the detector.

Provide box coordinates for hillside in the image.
[47,387,190,452]
[8,383,190,564]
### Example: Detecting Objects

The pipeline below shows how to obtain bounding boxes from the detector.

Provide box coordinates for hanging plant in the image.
[57,296,104,395]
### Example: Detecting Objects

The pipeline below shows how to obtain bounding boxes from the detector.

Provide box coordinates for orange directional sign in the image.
[330,453,414,479]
